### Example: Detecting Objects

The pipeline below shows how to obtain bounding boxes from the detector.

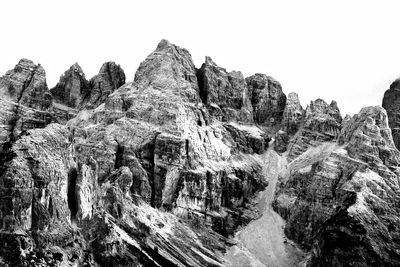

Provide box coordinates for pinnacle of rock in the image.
[0,40,400,267]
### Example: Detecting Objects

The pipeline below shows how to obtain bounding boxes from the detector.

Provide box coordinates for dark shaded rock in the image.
[197,56,253,123]
[50,63,90,108]
[282,92,305,135]
[274,130,289,153]
[223,122,270,154]
[245,73,287,127]
[382,78,400,150]
[84,61,125,109]
[51,62,125,112]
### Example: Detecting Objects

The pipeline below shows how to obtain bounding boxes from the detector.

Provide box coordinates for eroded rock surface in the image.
[0,59,53,148]
[245,73,287,128]
[274,106,400,266]
[0,40,273,266]
[287,98,342,161]
[50,63,89,109]
[197,57,253,123]
[1,39,399,267]
[282,92,305,136]
[50,61,126,115]
[382,78,400,149]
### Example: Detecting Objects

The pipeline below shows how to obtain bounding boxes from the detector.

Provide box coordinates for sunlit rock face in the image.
[274,106,400,266]
[0,40,275,266]
[2,39,399,267]
[286,98,342,161]
[0,59,53,149]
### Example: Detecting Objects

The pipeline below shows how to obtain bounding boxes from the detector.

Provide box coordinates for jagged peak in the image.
[98,61,123,74]
[156,39,173,50]
[17,58,35,66]
[245,73,282,89]
[287,92,300,100]
[343,114,352,120]
[12,58,45,75]
[204,56,217,66]
[69,62,84,75]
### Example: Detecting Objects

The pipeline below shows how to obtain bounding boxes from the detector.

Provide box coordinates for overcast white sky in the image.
[1,0,400,115]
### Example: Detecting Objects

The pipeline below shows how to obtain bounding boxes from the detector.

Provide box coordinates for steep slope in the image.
[274,106,400,266]
[1,40,400,267]
[382,78,400,149]
[0,59,53,148]
[0,40,276,266]
[224,145,305,267]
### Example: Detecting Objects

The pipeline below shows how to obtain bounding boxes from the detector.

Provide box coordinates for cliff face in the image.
[0,59,53,148]
[382,79,400,150]
[0,40,276,266]
[273,106,400,266]
[1,40,400,267]
[245,73,287,128]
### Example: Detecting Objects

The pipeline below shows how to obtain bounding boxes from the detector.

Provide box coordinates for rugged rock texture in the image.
[84,62,126,109]
[0,59,53,148]
[197,57,253,123]
[382,78,400,150]
[287,98,342,161]
[50,63,90,109]
[2,39,399,267]
[245,73,287,127]
[274,106,400,266]
[274,130,289,153]
[0,40,274,266]
[282,92,305,135]
[51,62,125,111]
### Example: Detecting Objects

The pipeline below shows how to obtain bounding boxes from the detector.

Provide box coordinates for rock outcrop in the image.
[0,59,53,148]
[287,98,342,160]
[382,78,400,149]
[51,61,125,111]
[84,61,126,109]
[274,106,400,266]
[197,57,253,123]
[245,73,287,127]
[2,39,399,267]
[0,40,274,266]
[282,92,305,135]
[50,63,89,109]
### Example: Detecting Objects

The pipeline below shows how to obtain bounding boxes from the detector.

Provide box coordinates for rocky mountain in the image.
[0,40,400,267]
[382,79,400,150]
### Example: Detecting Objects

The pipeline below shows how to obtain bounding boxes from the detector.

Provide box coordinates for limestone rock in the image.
[282,92,305,135]
[50,63,90,109]
[287,98,342,161]
[245,73,287,127]
[0,59,53,147]
[84,61,126,109]
[274,130,289,153]
[274,106,400,266]
[197,56,253,123]
[53,39,267,266]
[382,78,400,149]
[222,122,271,154]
